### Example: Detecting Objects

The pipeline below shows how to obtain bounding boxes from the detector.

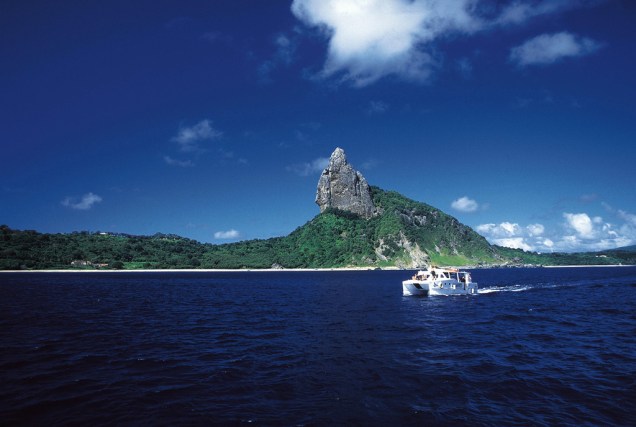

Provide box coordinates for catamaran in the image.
[402,266,478,296]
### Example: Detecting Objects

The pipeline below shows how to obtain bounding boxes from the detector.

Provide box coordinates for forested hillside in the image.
[2,188,634,270]
[0,187,499,270]
[494,245,636,266]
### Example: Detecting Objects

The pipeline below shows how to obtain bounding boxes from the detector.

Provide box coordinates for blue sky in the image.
[2,0,635,252]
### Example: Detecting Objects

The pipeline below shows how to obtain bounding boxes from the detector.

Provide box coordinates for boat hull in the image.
[402,279,478,296]
[402,280,429,296]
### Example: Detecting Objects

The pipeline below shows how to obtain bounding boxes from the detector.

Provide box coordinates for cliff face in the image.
[316,148,376,219]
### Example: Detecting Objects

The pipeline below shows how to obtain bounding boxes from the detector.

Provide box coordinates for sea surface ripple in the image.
[1,267,635,426]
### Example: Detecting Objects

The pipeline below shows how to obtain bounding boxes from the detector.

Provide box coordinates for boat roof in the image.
[416,266,464,274]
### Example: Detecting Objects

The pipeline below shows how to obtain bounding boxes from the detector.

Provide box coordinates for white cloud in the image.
[172,119,222,153]
[477,221,549,252]
[214,229,240,239]
[494,237,533,251]
[477,208,636,253]
[164,156,194,167]
[451,196,479,213]
[510,32,601,67]
[500,222,521,236]
[527,223,544,236]
[291,0,598,86]
[291,0,481,86]
[563,212,596,239]
[62,192,103,210]
[475,223,495,235]
[476,222,521,238]
[287,157,330,176]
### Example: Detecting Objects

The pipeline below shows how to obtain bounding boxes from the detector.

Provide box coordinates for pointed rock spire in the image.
[316,148,376,218]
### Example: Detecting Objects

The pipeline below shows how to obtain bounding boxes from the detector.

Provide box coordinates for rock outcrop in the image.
[316,148,376,218]
[375,232,430,269]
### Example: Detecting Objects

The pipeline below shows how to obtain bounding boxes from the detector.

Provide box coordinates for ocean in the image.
[1,267,635,426]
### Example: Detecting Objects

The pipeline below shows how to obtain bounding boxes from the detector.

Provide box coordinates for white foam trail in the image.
[479,285,532,294]
[478,288,501,294]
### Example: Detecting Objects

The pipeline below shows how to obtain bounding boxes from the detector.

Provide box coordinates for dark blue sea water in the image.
[1,267,635,426]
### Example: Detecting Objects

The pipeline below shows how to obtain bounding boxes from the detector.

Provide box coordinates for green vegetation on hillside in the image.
[187,187,499,268]
[2,188,633,270]
[0,225,207,270]
[369,188,498,265]
[494,245,636,266]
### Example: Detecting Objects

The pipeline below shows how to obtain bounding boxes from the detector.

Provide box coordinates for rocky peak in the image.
[316,148,376,218]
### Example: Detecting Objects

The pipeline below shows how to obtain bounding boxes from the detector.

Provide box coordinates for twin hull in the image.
[402,279,478,296]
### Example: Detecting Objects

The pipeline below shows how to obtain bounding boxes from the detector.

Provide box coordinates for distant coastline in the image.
[1,264,633,273]
[0,267,392,273]
[542,264,634,268]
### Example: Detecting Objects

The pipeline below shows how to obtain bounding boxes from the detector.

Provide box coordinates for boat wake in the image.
[479,285,533,294]
[479,281,589,294]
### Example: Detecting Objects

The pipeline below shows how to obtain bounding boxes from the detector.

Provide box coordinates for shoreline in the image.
[0,267,397,273]
[1,264,634,273]
[542,264,634,268]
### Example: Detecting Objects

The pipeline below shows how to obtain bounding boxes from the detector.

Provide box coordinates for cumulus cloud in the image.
[477,208,636,253]
[451,196,479,213]
[476,222,521,238]
[510,32,601,67]
[542,238,554,248]
[291,0,481,86]
[476,221,550,252]
[172,119,222,153]
[287,157,330,176]
[495,237,533,251]
[62,192,103,210]
[291,0,598,85]
[557,211,634,251]
[214,229,240,239]
[526,223,544,236]
[563,212,597,239]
